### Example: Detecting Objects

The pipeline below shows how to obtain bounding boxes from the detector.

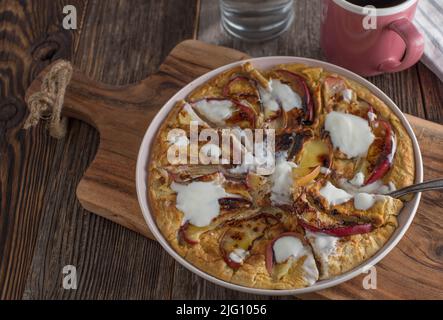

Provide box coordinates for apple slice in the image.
[246,172,268,190]
[296,138,332,168]
[273,69,314,123]
[229,99,257,128]
[245,173,270,205]
[179,222,214,245]
[220,214,279,269]
[223,76,259,99]
[322,76,347,111]
[191,98,256,128]
[299,220,373,237]
[292,138,332,187]
[365,120,394,185]
[293,165,321,187]
[265,232,300,275]
[263,106,285,131]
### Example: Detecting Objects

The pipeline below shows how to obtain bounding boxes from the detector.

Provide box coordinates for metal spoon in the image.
[388,179,443,198]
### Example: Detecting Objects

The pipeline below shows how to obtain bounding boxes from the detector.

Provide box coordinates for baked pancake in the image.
[148,62,415,289]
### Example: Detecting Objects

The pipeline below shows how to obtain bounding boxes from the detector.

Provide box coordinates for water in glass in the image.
[220,0,294,42]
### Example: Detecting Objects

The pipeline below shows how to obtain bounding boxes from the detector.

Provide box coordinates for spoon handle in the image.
[388,179,443,198]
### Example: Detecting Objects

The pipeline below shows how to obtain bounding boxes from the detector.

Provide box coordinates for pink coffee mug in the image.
[320,0,424,76]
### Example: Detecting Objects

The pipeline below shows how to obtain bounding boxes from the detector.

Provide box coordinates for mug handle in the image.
[378,18,424,73]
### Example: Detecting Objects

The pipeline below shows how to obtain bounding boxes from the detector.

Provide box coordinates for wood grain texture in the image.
[0,0,88,300]
[0,0,441,300]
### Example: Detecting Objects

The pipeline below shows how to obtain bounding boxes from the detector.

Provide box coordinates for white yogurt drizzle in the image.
[270,153,297,205]
[272,236,319,285]
[319,181,353,206]
[338,177,396,196]
[171,180,235,227]
[320,167,332,175]
[229,248,249,264]
[387,131,397,163]
[182,103,209,127]
[341,89,353,103]
[319,178,392,210]
[193,99,235,126]
[259,79,302,113]
[305,230,338,278]
[349,171,365,187]
[354,193,376,211]
[325,111,375,159]
[367,111,377,122]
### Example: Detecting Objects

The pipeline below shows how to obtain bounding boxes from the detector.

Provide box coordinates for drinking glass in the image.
[220,0,294,42]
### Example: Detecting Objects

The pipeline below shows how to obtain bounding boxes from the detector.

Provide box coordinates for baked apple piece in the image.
[245,172,271,206]
[299,220,373,237]
[272,69,315,124]
[220,214,279,269]
[323,76,345,103]
[259,69,314,130]
[365,119,395,185]
[179,222,214,245]
[292,137,333,187]
[191,98,256,128]
[223,76,258,98]
[223,75,262,114]
[178,198,254,246]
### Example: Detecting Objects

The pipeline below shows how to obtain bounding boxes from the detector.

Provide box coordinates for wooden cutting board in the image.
[25,40,443,299]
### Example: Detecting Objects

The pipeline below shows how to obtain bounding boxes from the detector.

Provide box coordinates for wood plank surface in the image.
[22,0,203,300]
[0,0,441,300]
[0,0,88,300]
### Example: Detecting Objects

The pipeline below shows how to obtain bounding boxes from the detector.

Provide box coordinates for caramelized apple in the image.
[179,222,213,245]
[191,98,256,128]
[293,165,321,187]
[273,69,314,123]
[265,232,300,275]
[322,76,347,112]
[223,76,259,99]
[299,220,373,237]
[365,120,394,185]
[229,99,257,128]
[292,138,332,187]
[246,172,268,190]
[220,214,279,269]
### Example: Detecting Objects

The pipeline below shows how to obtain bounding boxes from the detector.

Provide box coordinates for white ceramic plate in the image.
[136,57,423,296]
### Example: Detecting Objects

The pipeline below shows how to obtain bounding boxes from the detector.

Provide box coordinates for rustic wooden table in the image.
[1,0,442,300]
